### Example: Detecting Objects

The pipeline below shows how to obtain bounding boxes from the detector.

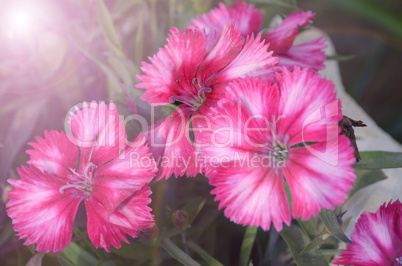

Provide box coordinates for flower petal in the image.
[277,37,327,70]
[333,200,402,266]
[86,186,154,253]
[68,101,127,170]
[26,130,79,177]
[189,1,262,37]
[284,135,356,220]
[92,145,156,215]
[209,34,278,85]
[262,10,315,54]
[137,28,207,105]
[6,166,83,252]
[139,105,194,180]
[276,67,342,147]
[208,164,291,231]
[196,23,244,84]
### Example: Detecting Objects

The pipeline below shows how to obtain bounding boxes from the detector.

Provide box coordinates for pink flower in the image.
[6,101,157,253]
[188,2,326,70]
[136,24,277,180]
[197,67,356,231]
[333,200,402,266]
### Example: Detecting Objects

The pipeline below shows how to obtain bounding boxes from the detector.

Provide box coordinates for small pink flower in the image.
[197,67,356,231]
[189,2,326,70]
[333,200,402,266]
[136,24,277,180]
[6,101,156,252]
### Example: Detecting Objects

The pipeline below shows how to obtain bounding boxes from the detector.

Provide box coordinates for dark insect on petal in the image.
[339,116,367,162]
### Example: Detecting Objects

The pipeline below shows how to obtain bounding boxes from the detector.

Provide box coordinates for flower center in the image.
[396,257,402,265]
[169,86,211,112]
[59,162,97,196]
[271,143,289,162]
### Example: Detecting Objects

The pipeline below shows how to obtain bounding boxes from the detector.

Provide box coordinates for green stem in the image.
[160,238,201,266]
[239,226,257,266]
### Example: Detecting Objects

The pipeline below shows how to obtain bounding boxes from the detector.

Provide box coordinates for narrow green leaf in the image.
[56,255,74,266]
[333,0,402,39]
[0,223,13,247]
[62,242,98,266]
[319,209,352,244]
[251,0,297,9]
[26,252,45,266]
[160,238,201,266]
[187,241,223,266]
[110,242,152,260]
[181,197,206,225]
[348,169,387,198]
[280,224,328,266]
[95,0,124,57]
[299,234,330,256]
[326,54,356,62]
[239,226,257,266]
[354,151,402,169]
[316,249,342,256]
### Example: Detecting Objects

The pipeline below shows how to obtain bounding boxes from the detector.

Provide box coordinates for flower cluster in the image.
[7,1,370,257]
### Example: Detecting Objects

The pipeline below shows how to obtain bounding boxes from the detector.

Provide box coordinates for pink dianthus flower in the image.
[6,101,156,252]
[188,1,326,70]
[333,200,402,266]
[197,67,356,231]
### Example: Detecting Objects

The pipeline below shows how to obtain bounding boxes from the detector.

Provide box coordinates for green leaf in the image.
[326,55,356,62]
[239,226,257,266]
[333,0,402,39]
[319,209,352,244]
[56,255,74,266]
[299,234,330,256]
[110,242,153,260]
[0,223,13,247]
[187,241,223,266]
[181,197,206,225]
[97,260,126,266]
[251,0,297,9]
[280,224,328,266]
[95,0,124,57]
[62,242,98,266]
[354,151,402,169]
[348,169,387,198]
[26,252,45,266]
[160,238,201,266]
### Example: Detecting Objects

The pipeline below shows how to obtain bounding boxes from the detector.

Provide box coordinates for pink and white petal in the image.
[86,186,154,253]
[277,37,327,70]
[333,200,402,266]
[225,76,280,119]
[137,28,207,105]
[209,34,278,85]
[262,10,315,54]
[208,164,291,231]
[197,23,244,84]
[276,67,342,147]
[27,130,79,178]
[91,145,156,215]
[68,101,127,170]
[140,105,194,180]
[6,166,83,252]
[189,1,262,37]
[197,98,273,165]
[284,136,356,220]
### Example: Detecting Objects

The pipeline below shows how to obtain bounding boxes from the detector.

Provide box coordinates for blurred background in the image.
[0,0,401,264]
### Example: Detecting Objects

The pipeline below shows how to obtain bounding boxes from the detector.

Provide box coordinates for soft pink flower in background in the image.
[198,67,356,231]
[136,24,277,180]
[333,200,402,266]
[188,1,326,70]
[6,102,156,252]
